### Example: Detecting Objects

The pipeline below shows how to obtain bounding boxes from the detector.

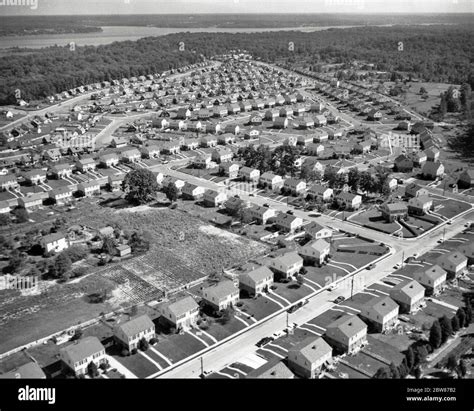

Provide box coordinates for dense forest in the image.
[1,24,473,105]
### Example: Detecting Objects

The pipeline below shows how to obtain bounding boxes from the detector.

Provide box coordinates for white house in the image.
[202,280,239,312]
[160,296,200,331]
[239,266,274,297]
[41,232,69,253]
[114,314,155,351]
[59,336,106,376]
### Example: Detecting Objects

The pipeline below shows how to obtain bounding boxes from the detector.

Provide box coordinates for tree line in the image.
[1,24,473,105]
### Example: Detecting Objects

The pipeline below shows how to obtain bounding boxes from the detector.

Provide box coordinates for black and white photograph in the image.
[0,0,473,409]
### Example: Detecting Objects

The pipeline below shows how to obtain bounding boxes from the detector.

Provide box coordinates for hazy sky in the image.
[0,0,472,15]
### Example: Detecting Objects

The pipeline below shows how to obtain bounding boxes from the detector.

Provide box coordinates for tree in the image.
[87,361,99,378]
[13,207,29,223]
[465,300,473,324]
[128,231,151,254]
[138,337,149,351]
[323,166,337,187]
[347,168,360,191]
[460,83,472,110]
[50,252,72,280]
[373,367,390,379]
[439,315,453,344]
[102,236,116,256]
[456,307,467,328]
[398,358,409,378]
[6,250,24,274]
[296,274,304,287]
[459,359,467,377]
[451,315,460,333]
[405,346,415,371]
[429,320,442,349]
[122,169,159,205]
[419,86,427,95]
[446,354,458,372]
[389,362,400,379]
[163,182,179,202]
[414,366,422,379]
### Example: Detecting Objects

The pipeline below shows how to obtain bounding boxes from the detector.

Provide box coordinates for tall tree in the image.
[439,315,453,344]
[429,320,442,349]
[122,169,159,205]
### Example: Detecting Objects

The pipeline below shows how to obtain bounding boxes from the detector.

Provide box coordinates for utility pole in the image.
[401,250,405,268]
[200,357,204,377]
[350,275,354,300]
[442,227,446,243]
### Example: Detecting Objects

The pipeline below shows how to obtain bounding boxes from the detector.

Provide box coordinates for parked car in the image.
[263,203,270,207]
[286,210,294,215]
[256,336,274,347]
[334,296,345,304]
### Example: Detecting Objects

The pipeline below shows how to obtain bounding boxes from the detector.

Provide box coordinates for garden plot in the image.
[100,265,164,307]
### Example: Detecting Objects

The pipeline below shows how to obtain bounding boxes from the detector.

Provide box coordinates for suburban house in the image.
[212,147,233,164]
[246,359,294,379]
[335,192,362,210]
[405,183,429,198]
[389,279,425,314]
[436,251,468,278]
[116,244,131,257]
[181,183,205,200]
[78,180,101,197]
[273,117,289,129]
[162,176,185,192]
[219,162,240,179]
[76,157,97,172]
[200,135,218,148]
[299,239,331,266]
[283,178,307,196]
[409,151,427,167]
[114,314,155,351]
[108,174,124,191]
[314,115,327,126]
[307,184,333,202]
[414,265,447,295]
[458,169,474,188]
[421,161,444,180]
[0,174,18,191]
[274,213,304,233]
[23,169,47,185]
[41,232,69,253]
[407,196,433,215]
[120,148,141,163]
[425,147,440,162]
[324,314,368,354]
[50,163,72,179]
[59,336,106,376]
[394,155,414,172]
[49,187,73,204]
[245,205,277,225]
[259,172,284,191]
[269,251,304,279]
[459,242,474,264]
[288,337,332,379]
[194,154,212,169]
[99,153,119,168]
[218,133,236,145]
[224,196,248,216]
[18,192,47,209]
[160,296,200,331]
[307,143,325,156]
[202,280,240,312]
[380,202,408,222]
[304,222,333,240]
[239,266,274,297]
[203,190,227,207]
[360,296,399,333]
[239,166,260,182]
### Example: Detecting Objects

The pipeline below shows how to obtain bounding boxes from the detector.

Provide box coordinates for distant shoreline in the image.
[0,22,458,50]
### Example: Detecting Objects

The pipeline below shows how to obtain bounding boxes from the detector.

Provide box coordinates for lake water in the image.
[0,25,383,50]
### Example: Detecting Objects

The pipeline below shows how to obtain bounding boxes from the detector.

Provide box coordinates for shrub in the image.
[149,337,158,345]
[131,348,138,355]
[121,349,129,357]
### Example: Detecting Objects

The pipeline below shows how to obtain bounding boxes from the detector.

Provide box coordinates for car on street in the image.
[286,210,294,215]
[334,296,345,304]
[256,336,274,347]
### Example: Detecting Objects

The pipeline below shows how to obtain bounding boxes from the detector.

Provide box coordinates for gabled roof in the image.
[438,251,467,266]
[362,296,399,318]
[289,336,332,364]
[0,362,46,379]
[164,296,199,318]
[60,336,104,364]
[301,238,330,255]
[272,251,303,268]
[246,358,294,379]
[241,266,273,284]
[116,314,154,337]
[390,279,425,300]
[417,264,447,281]
[326,314,367,339]
[203,280,238,302]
